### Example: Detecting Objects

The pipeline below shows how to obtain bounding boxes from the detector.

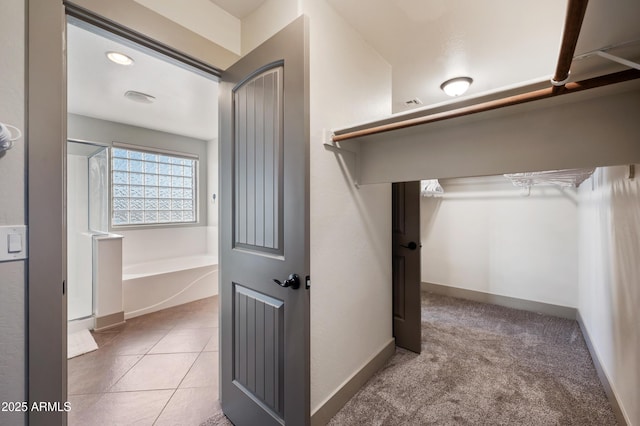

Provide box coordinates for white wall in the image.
[134,0,241,54]
[241,0,300,55]
[0,0,26,424]
[422,176,579,307]
[578,165,639,426]
[300,1,393,414]
[118,226,209,266]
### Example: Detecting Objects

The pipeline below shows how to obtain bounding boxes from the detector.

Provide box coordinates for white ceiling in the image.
[330,0,566,112]
[209,0,266,19]
[67,23,219,141]
[327,0,640,113]
[67,0,640,137]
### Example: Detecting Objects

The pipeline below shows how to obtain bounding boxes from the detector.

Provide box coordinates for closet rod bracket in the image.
[323,129,360,188]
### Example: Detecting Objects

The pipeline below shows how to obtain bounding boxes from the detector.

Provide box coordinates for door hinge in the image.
[305,275,311,290]
[62,280,66,295]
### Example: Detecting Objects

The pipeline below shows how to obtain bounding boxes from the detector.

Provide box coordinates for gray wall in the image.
[0,1,26,425]
[68,113,209,228]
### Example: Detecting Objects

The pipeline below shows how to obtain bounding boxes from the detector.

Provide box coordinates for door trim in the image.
[28,2,230,424]
[64,2,222,79]
[63,0,239,69]
[28,1,67,424]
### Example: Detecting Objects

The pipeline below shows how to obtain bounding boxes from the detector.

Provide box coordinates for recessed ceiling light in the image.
[106,51,134,66]
[440,77,473,97]
[124,90,155,104]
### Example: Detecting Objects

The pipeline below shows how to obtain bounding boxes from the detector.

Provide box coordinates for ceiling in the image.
[67,22,219,141]
[67,0,640,138]
[209,0,266,19]
[329,0,565,112]
[327,0,640,113]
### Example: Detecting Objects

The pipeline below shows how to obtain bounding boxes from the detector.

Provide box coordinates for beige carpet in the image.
[200,411,232,426]
[327,292,617,425]
[203,293,617,425]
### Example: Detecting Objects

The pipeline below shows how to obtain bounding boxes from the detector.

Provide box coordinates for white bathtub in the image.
[123,255,218,319]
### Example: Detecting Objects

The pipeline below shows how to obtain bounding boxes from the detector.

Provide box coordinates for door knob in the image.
[400,241,418,250]
[273,273,301,290]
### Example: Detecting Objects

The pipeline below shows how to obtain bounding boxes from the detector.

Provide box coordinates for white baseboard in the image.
[310,338,395,426]
[94,311,125,331]
[421,282,577,320]
[576,312,630,426]
[67,316,95,334]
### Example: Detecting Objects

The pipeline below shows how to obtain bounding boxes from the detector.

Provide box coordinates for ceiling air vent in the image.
[404,97,423,106]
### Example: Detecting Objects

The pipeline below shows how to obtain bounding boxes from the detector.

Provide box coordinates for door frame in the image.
[27,2,226,424]
[28,3,67,423]
[391,181,422,353]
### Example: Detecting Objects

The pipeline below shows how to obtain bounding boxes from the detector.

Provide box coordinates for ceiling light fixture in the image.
[440,76,473,97]
[106,51,134,66]
[124,90,156,104]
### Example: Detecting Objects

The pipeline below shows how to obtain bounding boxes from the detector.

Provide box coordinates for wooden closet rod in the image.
[552,0,589,90]
[332,0,639,143]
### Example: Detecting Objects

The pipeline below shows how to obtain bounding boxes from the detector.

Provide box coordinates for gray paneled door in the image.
[392,182,422,353]
[219,16,310,426]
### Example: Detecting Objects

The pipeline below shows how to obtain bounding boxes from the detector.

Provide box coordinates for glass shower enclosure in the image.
[67,140,109,322]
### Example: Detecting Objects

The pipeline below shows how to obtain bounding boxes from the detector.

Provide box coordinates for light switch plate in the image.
[8,233,22,253]
[0,225,27,262]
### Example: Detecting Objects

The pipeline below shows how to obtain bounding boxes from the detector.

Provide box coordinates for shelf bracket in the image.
[323,129,360,188]
[594,51,640,71]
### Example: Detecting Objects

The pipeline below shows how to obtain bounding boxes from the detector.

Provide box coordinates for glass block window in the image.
[111,147,197,226]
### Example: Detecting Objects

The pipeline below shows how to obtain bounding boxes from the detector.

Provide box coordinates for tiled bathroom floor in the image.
[68,296,223,425]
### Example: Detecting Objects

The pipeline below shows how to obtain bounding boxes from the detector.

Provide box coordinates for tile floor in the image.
[68,296,223,425]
